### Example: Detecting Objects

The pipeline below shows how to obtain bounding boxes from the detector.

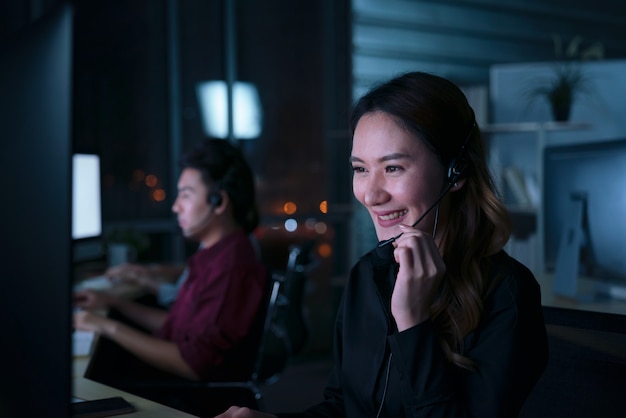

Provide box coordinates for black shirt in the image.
[279,248,548,418]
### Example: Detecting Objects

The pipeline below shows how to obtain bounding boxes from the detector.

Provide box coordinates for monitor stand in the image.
[552,192,626,301]
[552,192,596,301]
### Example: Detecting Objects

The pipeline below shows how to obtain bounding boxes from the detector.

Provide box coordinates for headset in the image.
[208,190,223,208]
[376,122,475,249]
[207,177,224,208]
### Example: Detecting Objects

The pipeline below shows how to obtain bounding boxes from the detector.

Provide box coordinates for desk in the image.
[72,278,197,417]
[538,274,626,315]
[73,357,197,417]
[73,375,197,417]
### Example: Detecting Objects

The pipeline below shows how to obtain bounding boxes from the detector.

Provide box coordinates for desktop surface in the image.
[73,375,197,417]
[72,277,198,417]
[538,273,626,315]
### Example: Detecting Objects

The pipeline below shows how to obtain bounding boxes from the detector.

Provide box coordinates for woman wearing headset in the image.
[219,72,548,418]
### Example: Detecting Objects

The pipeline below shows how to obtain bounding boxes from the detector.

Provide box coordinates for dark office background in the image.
[2,1,626,416]
[3,0,626,354]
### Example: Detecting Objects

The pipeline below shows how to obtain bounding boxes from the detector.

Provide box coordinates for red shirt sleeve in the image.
[155,230,267,377]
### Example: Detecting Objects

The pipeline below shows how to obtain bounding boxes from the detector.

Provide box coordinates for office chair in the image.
[254,241,314,380]
[111,241,317,417]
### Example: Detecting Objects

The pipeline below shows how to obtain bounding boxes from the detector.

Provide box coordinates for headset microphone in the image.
[376,180,455,248]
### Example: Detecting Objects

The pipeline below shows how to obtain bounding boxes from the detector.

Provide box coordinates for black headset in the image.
[445,122,474,185]
[208,190,223,208]
[446,156,468,186]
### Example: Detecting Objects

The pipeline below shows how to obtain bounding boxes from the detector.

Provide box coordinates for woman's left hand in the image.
[391,224,446,331]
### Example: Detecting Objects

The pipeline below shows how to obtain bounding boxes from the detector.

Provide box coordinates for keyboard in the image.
[73,275,112,291]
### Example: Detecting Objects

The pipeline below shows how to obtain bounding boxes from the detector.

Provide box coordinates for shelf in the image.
[482,121,591,134]
[485,121,592,275]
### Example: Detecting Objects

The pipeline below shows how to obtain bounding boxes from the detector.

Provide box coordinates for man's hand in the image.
[105,263,151,287]
[73,289,114,310]
[73,310,112,334]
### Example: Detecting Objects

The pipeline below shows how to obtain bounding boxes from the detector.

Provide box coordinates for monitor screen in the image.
[72,153,102,240]
[543,138,626,282]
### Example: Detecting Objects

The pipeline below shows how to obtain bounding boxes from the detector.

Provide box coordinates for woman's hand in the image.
[214,406,277,418]
[391,224,446,331]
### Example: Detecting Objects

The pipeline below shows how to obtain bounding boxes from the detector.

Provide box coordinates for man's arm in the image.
[74,289,168,331]
[74,311,199,380]
[105,263,186,295]
[108,296,169,331]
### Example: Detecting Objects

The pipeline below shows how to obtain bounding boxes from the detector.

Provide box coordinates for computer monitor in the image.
[72,153,104,262]
[543,138,626,286]
[0,4,73,417]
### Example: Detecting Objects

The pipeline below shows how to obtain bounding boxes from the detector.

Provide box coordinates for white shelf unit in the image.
[483,122,591,275]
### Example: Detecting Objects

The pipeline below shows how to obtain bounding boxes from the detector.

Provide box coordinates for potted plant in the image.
[529,64,585,122]
[527,35,603,122]
[104,228,150,265]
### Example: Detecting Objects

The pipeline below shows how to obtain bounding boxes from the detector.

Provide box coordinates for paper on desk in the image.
[73,330,96,357]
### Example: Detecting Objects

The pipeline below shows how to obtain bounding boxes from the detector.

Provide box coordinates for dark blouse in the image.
[280,248,548,418]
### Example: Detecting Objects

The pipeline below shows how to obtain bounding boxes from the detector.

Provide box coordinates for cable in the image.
[432,202,440,238]
[375,352,393,418]
[377,181,454,248]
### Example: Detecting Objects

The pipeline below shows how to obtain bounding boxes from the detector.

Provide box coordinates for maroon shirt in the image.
[155,229,267,379]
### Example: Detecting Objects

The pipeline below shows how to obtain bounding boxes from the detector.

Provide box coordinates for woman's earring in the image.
[454,182,458,188]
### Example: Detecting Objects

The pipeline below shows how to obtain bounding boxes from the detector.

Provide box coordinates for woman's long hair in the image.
[351,72,512,369]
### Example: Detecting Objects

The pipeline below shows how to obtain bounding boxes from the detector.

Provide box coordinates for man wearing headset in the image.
[74,139,267,403]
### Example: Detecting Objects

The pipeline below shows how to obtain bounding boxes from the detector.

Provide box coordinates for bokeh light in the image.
[305,218,317,230]
[283,201,297,215]
[317,242,332,258]
[145,174,158,187]
[314,221,327,234]
[284,218,298,232]
[152,188,166,202]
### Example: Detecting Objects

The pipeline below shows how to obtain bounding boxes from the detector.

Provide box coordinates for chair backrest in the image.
[518,306,626,418]
[252,241,316,384]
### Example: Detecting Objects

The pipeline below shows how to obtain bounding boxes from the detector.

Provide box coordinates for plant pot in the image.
[551,101,571,122]
[107,243,137,266]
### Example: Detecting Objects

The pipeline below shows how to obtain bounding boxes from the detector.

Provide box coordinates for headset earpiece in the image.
[447,157,467,185]
[446,121,475,185]
[208,191,223,208]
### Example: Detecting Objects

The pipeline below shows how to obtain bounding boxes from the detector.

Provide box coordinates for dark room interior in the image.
[1,0,625,417]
